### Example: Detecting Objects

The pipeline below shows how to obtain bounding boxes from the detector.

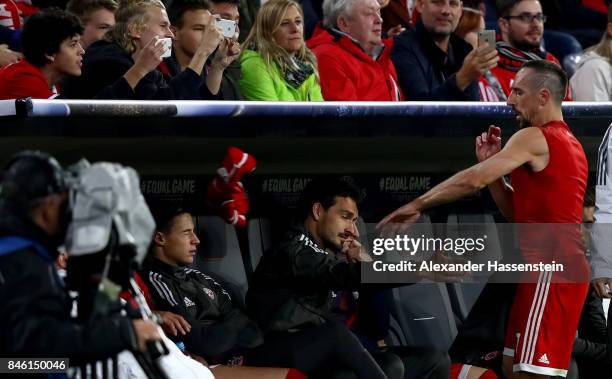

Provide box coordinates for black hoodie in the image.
[0,206,138,365]
[62,39,204,100]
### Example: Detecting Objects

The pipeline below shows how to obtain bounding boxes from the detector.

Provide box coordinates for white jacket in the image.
[570,51,612,101]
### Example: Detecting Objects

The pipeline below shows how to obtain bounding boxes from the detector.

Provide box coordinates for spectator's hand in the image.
[132,319,162,353]
[157,311,191,336]
[195,12,224,58]
[132,36,165,76]
[211,38,241,69]
[386,24,405,38]
[476,125,502,162]
[0,44,22,67]
[456,44,498,90]
[592,277,612,298]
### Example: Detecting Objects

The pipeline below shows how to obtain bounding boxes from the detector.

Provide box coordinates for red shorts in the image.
[503,271,588,377]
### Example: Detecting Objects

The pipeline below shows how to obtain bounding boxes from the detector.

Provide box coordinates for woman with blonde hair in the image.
[240,0,323,101]
[63,0,225,99]
[570,4,612,101]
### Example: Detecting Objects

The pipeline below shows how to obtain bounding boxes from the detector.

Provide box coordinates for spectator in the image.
[455,6,507,101]
[247,178,451,379]
[66,0,117,49]
[455,7,485,49]
[307,0,403,101]
[570,4,611,101]
[62,0,223,99]
[490,0,568,99]
[0,150,161,363]
[391,0,497,101]
[165,0,242,100]
[0,8,84,99]
[240,0,323,101]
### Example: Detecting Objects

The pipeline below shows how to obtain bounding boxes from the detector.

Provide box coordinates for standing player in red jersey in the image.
[379,59,588,379]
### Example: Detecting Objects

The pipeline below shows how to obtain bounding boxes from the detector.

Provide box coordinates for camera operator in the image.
[0,151,160,364]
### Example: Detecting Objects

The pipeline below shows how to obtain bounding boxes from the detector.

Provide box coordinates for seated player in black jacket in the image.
[141,205,387,378]
[247,177,450,379]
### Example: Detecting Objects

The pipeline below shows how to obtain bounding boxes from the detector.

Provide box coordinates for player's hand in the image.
[342,239,371,262]
[378,201,421,227]
[591,277,612,298]
[476,125,502,162]
[157,311,191,336]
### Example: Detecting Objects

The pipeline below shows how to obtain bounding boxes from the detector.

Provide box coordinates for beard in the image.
[509,33,541,52]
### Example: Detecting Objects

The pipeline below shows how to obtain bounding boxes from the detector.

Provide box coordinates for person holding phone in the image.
[62,0,223,99]
[490,0,569,100]
[454,7,507,102]
[240,0,323,101]
[391,0,498,101]
[162,0,242,100]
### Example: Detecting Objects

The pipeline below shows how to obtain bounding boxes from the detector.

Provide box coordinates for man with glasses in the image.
[490,0,566,98]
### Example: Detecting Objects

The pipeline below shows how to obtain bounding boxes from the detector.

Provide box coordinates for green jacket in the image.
[239,49,323,102]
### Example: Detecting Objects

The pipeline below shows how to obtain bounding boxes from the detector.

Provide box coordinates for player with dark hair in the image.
[381,59,588,379]
[248,177,450,378]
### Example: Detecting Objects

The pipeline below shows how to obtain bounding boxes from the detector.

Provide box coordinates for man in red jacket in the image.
[306,0,403,101]
[0,9,84,99]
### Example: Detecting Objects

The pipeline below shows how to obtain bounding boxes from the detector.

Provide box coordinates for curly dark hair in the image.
[21,8,83,67]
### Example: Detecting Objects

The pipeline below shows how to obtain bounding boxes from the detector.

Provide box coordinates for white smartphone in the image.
[478,30,496,51]
[216,19,236,38]
[157,37,172,58]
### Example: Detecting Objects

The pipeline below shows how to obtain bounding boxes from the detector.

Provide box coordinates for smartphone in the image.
[478,30,496,51]
[216,19,236,38]
[157,37,172,58]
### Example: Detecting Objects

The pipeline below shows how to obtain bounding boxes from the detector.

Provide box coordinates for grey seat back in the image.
[194,216,249,307]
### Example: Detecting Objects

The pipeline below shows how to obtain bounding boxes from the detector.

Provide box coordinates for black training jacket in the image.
[140,256,262,359]
[246,225,362,334]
